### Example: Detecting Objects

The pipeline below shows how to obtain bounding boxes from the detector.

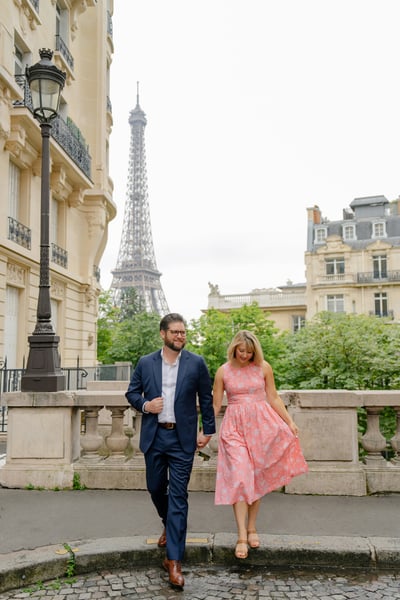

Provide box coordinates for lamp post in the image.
[21,49,66,392]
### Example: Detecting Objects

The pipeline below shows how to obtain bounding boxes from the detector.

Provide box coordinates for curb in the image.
[1,534,400,594]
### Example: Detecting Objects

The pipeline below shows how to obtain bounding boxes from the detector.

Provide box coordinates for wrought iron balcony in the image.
[8,216,31,249]
[55,35,74,70]
[52,117,91,179]
[358,271,400,284]
[31,0,39,11]
[93,264,101,282]
[13,75,92,179]
[107,10,113,38]
[51,242,68,268]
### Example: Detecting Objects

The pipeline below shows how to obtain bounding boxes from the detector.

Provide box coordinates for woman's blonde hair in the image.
[227,330,264,366]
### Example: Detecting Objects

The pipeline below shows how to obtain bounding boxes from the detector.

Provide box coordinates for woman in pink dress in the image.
[213,330,308,559]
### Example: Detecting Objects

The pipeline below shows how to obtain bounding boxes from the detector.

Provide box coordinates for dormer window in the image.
[372,221,386,238]
[315,227,327,243]
[343,224,356,241]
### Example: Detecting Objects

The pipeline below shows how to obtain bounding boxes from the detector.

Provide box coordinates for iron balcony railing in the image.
[358,271,400,284]
[8,216,31,249]
[55,34,74,70]
[51,242,68,268]
[52,116,92,180]
[93,264,101,282]
[13,75,92,180]
[107,10,113,38]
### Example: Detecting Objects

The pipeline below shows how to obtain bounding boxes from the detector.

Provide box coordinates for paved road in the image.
[1,565,399,599]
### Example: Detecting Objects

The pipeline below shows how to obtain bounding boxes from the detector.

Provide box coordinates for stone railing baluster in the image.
[361,407,387,465]
[80,407,103,461]
[105,406,129,461]
[390,406,400,465]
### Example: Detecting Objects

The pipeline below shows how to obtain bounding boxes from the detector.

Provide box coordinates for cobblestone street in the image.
[1,567,400,599]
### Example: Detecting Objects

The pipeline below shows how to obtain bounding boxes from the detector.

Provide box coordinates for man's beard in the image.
[164,339,185,352]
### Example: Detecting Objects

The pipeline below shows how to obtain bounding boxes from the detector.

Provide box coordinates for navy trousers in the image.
[144,426,195,560]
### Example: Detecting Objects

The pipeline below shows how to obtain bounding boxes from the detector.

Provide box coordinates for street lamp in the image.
[21,49,66,392]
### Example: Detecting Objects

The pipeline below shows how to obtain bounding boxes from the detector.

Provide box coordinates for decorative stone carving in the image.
[85,210,106,238]
[68,188,84,208]
[208,282,220,295]
[50,279,65,300]
[13,0,40,33]
[84,284,97,307]
[51,166,73,201]
[5,124,38,169]
[7,262,25,286]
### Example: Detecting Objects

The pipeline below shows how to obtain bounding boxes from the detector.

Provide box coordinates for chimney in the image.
[307,205,321,224]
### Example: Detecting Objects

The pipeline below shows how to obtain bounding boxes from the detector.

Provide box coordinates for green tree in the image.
[280,311,400,390]
[97,290,121,364]
[106,311,162,367]
[118,287,145,320]
[186,303,284,382]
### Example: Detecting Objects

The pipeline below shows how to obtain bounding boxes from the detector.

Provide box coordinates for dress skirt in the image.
[215,362,308,505]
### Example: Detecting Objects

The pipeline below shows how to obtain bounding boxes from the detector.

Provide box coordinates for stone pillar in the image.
[0,391,80,489]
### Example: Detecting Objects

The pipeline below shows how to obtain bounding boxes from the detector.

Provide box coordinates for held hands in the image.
[197,431,212,449]
[147,396,164,414]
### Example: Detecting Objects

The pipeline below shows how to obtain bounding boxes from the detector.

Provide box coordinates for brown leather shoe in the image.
[162,558,184,589]
[157,527,167,548]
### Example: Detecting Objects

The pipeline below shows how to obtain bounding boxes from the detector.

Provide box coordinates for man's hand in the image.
[197,431,212,449]
[147,396,164,414]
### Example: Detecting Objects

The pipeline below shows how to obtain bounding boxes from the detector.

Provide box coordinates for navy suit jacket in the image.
[126,349,216,454]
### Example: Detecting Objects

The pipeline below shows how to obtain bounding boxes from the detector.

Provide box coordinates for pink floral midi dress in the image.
[215,362,308,505]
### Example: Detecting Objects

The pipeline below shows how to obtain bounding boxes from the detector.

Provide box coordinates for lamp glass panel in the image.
[30,78,61,121]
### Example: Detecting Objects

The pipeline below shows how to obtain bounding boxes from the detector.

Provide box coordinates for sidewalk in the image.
[1,488,400,593]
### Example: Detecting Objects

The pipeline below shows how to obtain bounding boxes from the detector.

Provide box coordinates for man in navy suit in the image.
[126,313,215,589]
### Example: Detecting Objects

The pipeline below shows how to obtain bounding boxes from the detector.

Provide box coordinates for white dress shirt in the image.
[158,348,181,423]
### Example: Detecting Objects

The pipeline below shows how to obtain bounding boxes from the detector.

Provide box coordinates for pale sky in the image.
[101,0,400,321]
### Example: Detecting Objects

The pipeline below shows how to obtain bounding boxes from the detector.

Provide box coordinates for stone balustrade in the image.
[1,385,399,495]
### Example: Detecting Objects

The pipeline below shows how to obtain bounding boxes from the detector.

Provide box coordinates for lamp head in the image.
[26,49,66,123]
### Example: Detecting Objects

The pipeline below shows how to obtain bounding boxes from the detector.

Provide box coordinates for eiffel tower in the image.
[111,86,169,315]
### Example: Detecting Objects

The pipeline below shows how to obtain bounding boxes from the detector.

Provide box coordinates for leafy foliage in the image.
[97,290,121,364]
[279,311,400,390]
[186,303,285,382]
[96,290,161,367]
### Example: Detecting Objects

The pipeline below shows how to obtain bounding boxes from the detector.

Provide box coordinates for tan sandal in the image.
[235,539,248,559]
[247,529,260,548]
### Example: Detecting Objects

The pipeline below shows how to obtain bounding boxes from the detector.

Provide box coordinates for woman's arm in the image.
[212,366,225,416]
[263,361,299,436]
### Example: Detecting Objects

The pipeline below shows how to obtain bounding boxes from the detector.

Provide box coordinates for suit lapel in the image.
[152,351,163,396]
[175,350,188,399]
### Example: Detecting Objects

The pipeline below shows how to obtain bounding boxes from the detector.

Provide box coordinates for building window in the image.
[14,37,29,76]
[325,257,345,276]
[292,315,305,333]
[374,292,388,317]
[373,255,387,279]
[343,224,356,240]
[372,221,386,238]
[327,294,344,313]
[56,2,74,70]
[315,227,327,243]
[8,161,20,219]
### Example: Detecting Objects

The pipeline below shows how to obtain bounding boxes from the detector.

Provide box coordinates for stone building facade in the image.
[306,196,400,321]
[208,195,400,331]
[0,0,116,368]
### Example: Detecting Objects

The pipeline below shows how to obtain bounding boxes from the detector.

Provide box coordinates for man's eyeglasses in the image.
[167,329,186,337]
